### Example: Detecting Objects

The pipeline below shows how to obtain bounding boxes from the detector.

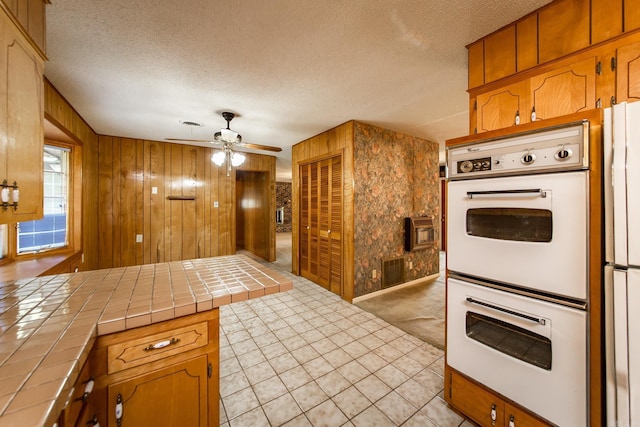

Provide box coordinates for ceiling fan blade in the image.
[165,138,214,143]
[236,142,282,152]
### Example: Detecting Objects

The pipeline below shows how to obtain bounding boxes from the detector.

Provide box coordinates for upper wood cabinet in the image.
[0,6,44,224]
[1,0,47,53]
[530,56,596,121]
[484,26,516,84]
[616,40,640,103]
[626,0,640,32]
[516,14,538,72]
[475,56,596,133]
[476,80,530,133]
[467,41,484,89]
[591,0,623,44]
[538,0,590,63]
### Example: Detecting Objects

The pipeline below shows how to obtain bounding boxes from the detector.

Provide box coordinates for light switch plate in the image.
[151,186,158,195]
[136,234,143,243]
[214,201,219,208]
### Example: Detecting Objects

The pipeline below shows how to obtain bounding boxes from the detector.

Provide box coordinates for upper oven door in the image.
[447,171,588,300]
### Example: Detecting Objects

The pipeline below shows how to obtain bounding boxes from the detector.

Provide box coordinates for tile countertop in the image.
[0,254,293,427]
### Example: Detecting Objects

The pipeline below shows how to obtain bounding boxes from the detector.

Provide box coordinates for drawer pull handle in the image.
[490,404,497,426]
[74,377,95,403]
[115,393,123,426]
[143,337,180,351]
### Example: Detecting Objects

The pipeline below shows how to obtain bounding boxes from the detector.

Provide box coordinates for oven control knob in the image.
[555,148,572,161]
[460,160,473,173]
[521,153,536,165]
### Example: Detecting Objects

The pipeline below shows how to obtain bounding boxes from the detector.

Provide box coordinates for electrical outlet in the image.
[136,234,143,243]
[372,269,377,279]
[409,261,413,270]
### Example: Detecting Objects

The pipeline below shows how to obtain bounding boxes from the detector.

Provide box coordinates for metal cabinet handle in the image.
[86,414,100,426]
[466,188,547,199]
[143,337,180,351]
[466,297,546,325]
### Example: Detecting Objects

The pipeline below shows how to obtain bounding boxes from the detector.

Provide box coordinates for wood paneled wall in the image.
[43,79,100,272]
[292,121,355,301]
[97,136,276,268]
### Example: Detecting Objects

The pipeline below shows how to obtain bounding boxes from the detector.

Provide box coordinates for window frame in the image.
[8,139,82,261]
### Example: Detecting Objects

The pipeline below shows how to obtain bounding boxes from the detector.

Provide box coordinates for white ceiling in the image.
[44,0,551,181]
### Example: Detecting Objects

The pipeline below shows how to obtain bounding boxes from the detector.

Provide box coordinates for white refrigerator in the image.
[605,101,640,427]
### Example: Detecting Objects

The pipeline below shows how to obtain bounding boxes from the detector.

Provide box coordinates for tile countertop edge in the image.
[0,254,293,426]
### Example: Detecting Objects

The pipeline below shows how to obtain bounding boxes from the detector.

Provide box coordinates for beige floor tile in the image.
[304,399,348,427]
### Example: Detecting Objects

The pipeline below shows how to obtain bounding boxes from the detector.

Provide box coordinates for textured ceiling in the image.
[44,0,552,181]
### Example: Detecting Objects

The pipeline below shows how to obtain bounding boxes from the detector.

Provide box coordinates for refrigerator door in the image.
[626,102,640,268]
[613,269,631,425]
[612,103,628,267]
[604,107,614,265]
[605,265,617,427]
[629,268,640,425]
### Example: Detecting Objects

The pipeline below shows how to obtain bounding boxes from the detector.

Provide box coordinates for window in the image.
[17,145,70,254]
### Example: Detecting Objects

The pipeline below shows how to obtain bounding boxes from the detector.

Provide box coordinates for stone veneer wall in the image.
[353,122,440,297]
[276,182,292,233]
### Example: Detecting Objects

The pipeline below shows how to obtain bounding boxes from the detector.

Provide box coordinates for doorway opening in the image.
[235,170,271,261]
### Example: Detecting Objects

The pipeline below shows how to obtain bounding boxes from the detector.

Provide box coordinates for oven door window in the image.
[466,208,552,242]
[466,311,552,370]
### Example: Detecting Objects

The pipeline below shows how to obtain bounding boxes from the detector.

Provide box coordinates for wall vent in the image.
[382,256,405,289]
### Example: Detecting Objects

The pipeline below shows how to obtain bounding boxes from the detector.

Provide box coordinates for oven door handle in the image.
[465,297,547,325]
[466,189,547,199]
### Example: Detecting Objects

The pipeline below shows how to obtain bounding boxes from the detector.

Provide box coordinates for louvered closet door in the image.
[328,156,342,295]
[299,156,342,294]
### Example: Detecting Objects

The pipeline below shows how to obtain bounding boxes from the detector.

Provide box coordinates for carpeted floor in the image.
[354,255,446,350]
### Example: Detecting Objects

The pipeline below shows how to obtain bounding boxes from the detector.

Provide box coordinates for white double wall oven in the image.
[446,121,592,427]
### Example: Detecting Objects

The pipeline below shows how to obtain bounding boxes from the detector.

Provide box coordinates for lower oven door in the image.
[447,277,587,426]
[447,171,588,300]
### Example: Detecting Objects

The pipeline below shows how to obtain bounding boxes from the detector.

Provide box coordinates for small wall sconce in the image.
[1,180,19,211]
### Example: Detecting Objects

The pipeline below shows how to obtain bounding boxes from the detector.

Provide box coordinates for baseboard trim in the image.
[352,272,441,304]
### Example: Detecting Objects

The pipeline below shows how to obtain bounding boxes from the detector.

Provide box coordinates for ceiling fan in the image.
[166,111,282,176]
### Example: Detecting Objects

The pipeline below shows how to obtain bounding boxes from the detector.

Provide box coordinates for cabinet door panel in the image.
[450,370,503,426]
[484,25,516,83]
[592,0,623,44]
[517,14,538,72]
[107,356,208,427]
[538,0,590,63]
[476,81,529,132]
[0,8,43,224]
[468,40,484,89]
[617,41,640,103]
[626,0,640,31]
[530,57,596,121]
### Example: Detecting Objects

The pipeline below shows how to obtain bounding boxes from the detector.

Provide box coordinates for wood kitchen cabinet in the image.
[0,5,44,224]
[447,368,551,427]
[529,56,596,122]
[475,80,530,133]
[299,155,343,296]
[615,40,640,104]
[90,310,219,427]
[474,56,596,134]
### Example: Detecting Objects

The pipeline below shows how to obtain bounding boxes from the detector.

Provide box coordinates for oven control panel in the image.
[447,121,588,180]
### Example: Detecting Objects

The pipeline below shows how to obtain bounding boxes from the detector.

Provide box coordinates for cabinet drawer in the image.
[107,321,208,374]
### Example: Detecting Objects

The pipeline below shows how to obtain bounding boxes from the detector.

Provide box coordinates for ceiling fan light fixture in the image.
[211,151,225,166]
[231,152,246,167]
[221,128,239,143]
